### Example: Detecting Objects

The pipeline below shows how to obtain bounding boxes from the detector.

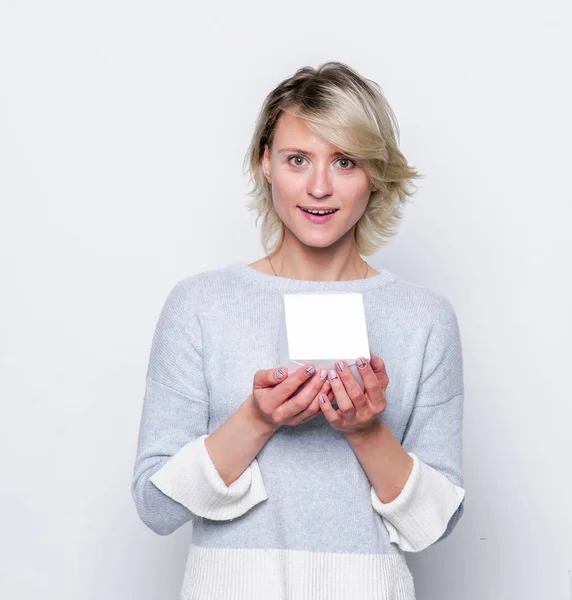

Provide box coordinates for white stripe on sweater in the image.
[180,544,416,600]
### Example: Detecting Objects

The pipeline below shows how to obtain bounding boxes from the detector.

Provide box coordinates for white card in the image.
[278,292,371,388]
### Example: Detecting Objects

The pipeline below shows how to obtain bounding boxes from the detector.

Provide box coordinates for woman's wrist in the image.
[242,394,280,438]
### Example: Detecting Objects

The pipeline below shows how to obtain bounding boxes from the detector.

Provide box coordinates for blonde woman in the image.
[131,61,466,599]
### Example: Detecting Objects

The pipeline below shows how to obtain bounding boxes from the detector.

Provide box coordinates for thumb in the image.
[369,355,389,385]
[253,367,288,389]
[369,354,382,370]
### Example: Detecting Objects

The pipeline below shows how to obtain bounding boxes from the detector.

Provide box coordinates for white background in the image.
[1,1,571,599]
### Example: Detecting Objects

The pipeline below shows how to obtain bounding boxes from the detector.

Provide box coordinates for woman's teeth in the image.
[300,208,338,215]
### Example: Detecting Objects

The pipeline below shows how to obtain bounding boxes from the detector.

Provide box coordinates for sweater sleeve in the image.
[371,297,466,552]
[130,280,268,536]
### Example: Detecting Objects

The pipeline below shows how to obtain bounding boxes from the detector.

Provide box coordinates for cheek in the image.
[269,183,294,223]
[343,181,372,210]
[270,173,303,210]
[342,188,372,226]
[273,170,302,195]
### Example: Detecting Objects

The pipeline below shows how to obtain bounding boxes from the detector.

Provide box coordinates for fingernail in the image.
[305,365,316,376]
[319,369,328,380]
[328,369,338,381]
[357,357,367,369]
[335,361,344,372]
[276,368,285,379]
[319,394,327,404]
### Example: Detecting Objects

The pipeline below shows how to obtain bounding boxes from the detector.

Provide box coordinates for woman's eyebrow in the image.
[277,147,346,158]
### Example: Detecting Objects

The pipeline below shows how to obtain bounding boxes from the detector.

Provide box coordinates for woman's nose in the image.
[306,165,333,197]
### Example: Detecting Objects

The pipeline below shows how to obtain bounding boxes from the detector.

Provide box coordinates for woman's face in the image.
[262,112,374,251]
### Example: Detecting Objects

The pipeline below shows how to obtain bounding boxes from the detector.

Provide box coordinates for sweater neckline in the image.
[228,261,397,293]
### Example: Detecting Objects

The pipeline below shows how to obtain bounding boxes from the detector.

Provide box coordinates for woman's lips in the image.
[297,206,338,224]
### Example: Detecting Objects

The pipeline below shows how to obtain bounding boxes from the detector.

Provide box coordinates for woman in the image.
[131,61,466,599]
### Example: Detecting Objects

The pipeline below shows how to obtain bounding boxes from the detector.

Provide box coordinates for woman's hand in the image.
[319,355,388,434]
[250,365,333,429]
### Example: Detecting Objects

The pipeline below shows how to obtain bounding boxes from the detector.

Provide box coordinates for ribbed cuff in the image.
[150,434,268,520]
[371,452,465,552]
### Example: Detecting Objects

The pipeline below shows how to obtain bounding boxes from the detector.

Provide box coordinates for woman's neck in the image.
[251,241,378,282]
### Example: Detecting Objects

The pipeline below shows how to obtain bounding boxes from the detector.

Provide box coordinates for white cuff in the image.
[371,452,465,552]
[150,434,268,521]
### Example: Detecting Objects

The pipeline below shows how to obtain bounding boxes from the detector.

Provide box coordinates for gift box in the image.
[278,292,371,393]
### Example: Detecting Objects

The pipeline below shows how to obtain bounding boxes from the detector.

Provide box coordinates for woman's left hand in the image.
[319,355,388,435]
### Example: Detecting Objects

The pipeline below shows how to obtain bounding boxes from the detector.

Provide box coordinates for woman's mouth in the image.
[297,206,339,224]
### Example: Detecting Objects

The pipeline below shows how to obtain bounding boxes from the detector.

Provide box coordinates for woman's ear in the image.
[262,145,272,184]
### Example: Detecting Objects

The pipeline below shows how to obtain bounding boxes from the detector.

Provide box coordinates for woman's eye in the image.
[288,155,307,167]
[288,155,356,169]
[336,157,356,169]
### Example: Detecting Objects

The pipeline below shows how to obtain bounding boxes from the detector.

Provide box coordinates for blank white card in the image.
[283,292,370,363]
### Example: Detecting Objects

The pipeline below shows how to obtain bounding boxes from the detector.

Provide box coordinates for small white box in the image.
[278,292,371,391]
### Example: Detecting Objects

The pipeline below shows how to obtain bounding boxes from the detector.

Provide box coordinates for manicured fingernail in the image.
[319,394,327,404]
[335,361,345,372]
[328,369,338,381]
[276,368,285,379]
[357,357,367,369]
[305,365,316,376]
[319,369,328,380]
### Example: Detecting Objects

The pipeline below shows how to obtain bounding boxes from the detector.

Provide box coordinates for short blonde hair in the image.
[242,61,423,257]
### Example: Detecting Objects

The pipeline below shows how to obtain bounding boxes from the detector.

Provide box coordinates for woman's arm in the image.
[368,297,466,552]
[205,363,332,486]
[204,394,277,487]
[319,295,466,553]
[132,278,329,534]
[131,280,271,534]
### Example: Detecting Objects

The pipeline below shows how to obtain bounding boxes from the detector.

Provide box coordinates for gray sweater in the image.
[131,261,466,600]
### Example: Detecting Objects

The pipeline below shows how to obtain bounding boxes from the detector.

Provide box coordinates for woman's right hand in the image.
[249,365,333,429]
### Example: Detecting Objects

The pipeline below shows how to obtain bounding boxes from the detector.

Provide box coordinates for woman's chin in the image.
[295,231,340,249]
